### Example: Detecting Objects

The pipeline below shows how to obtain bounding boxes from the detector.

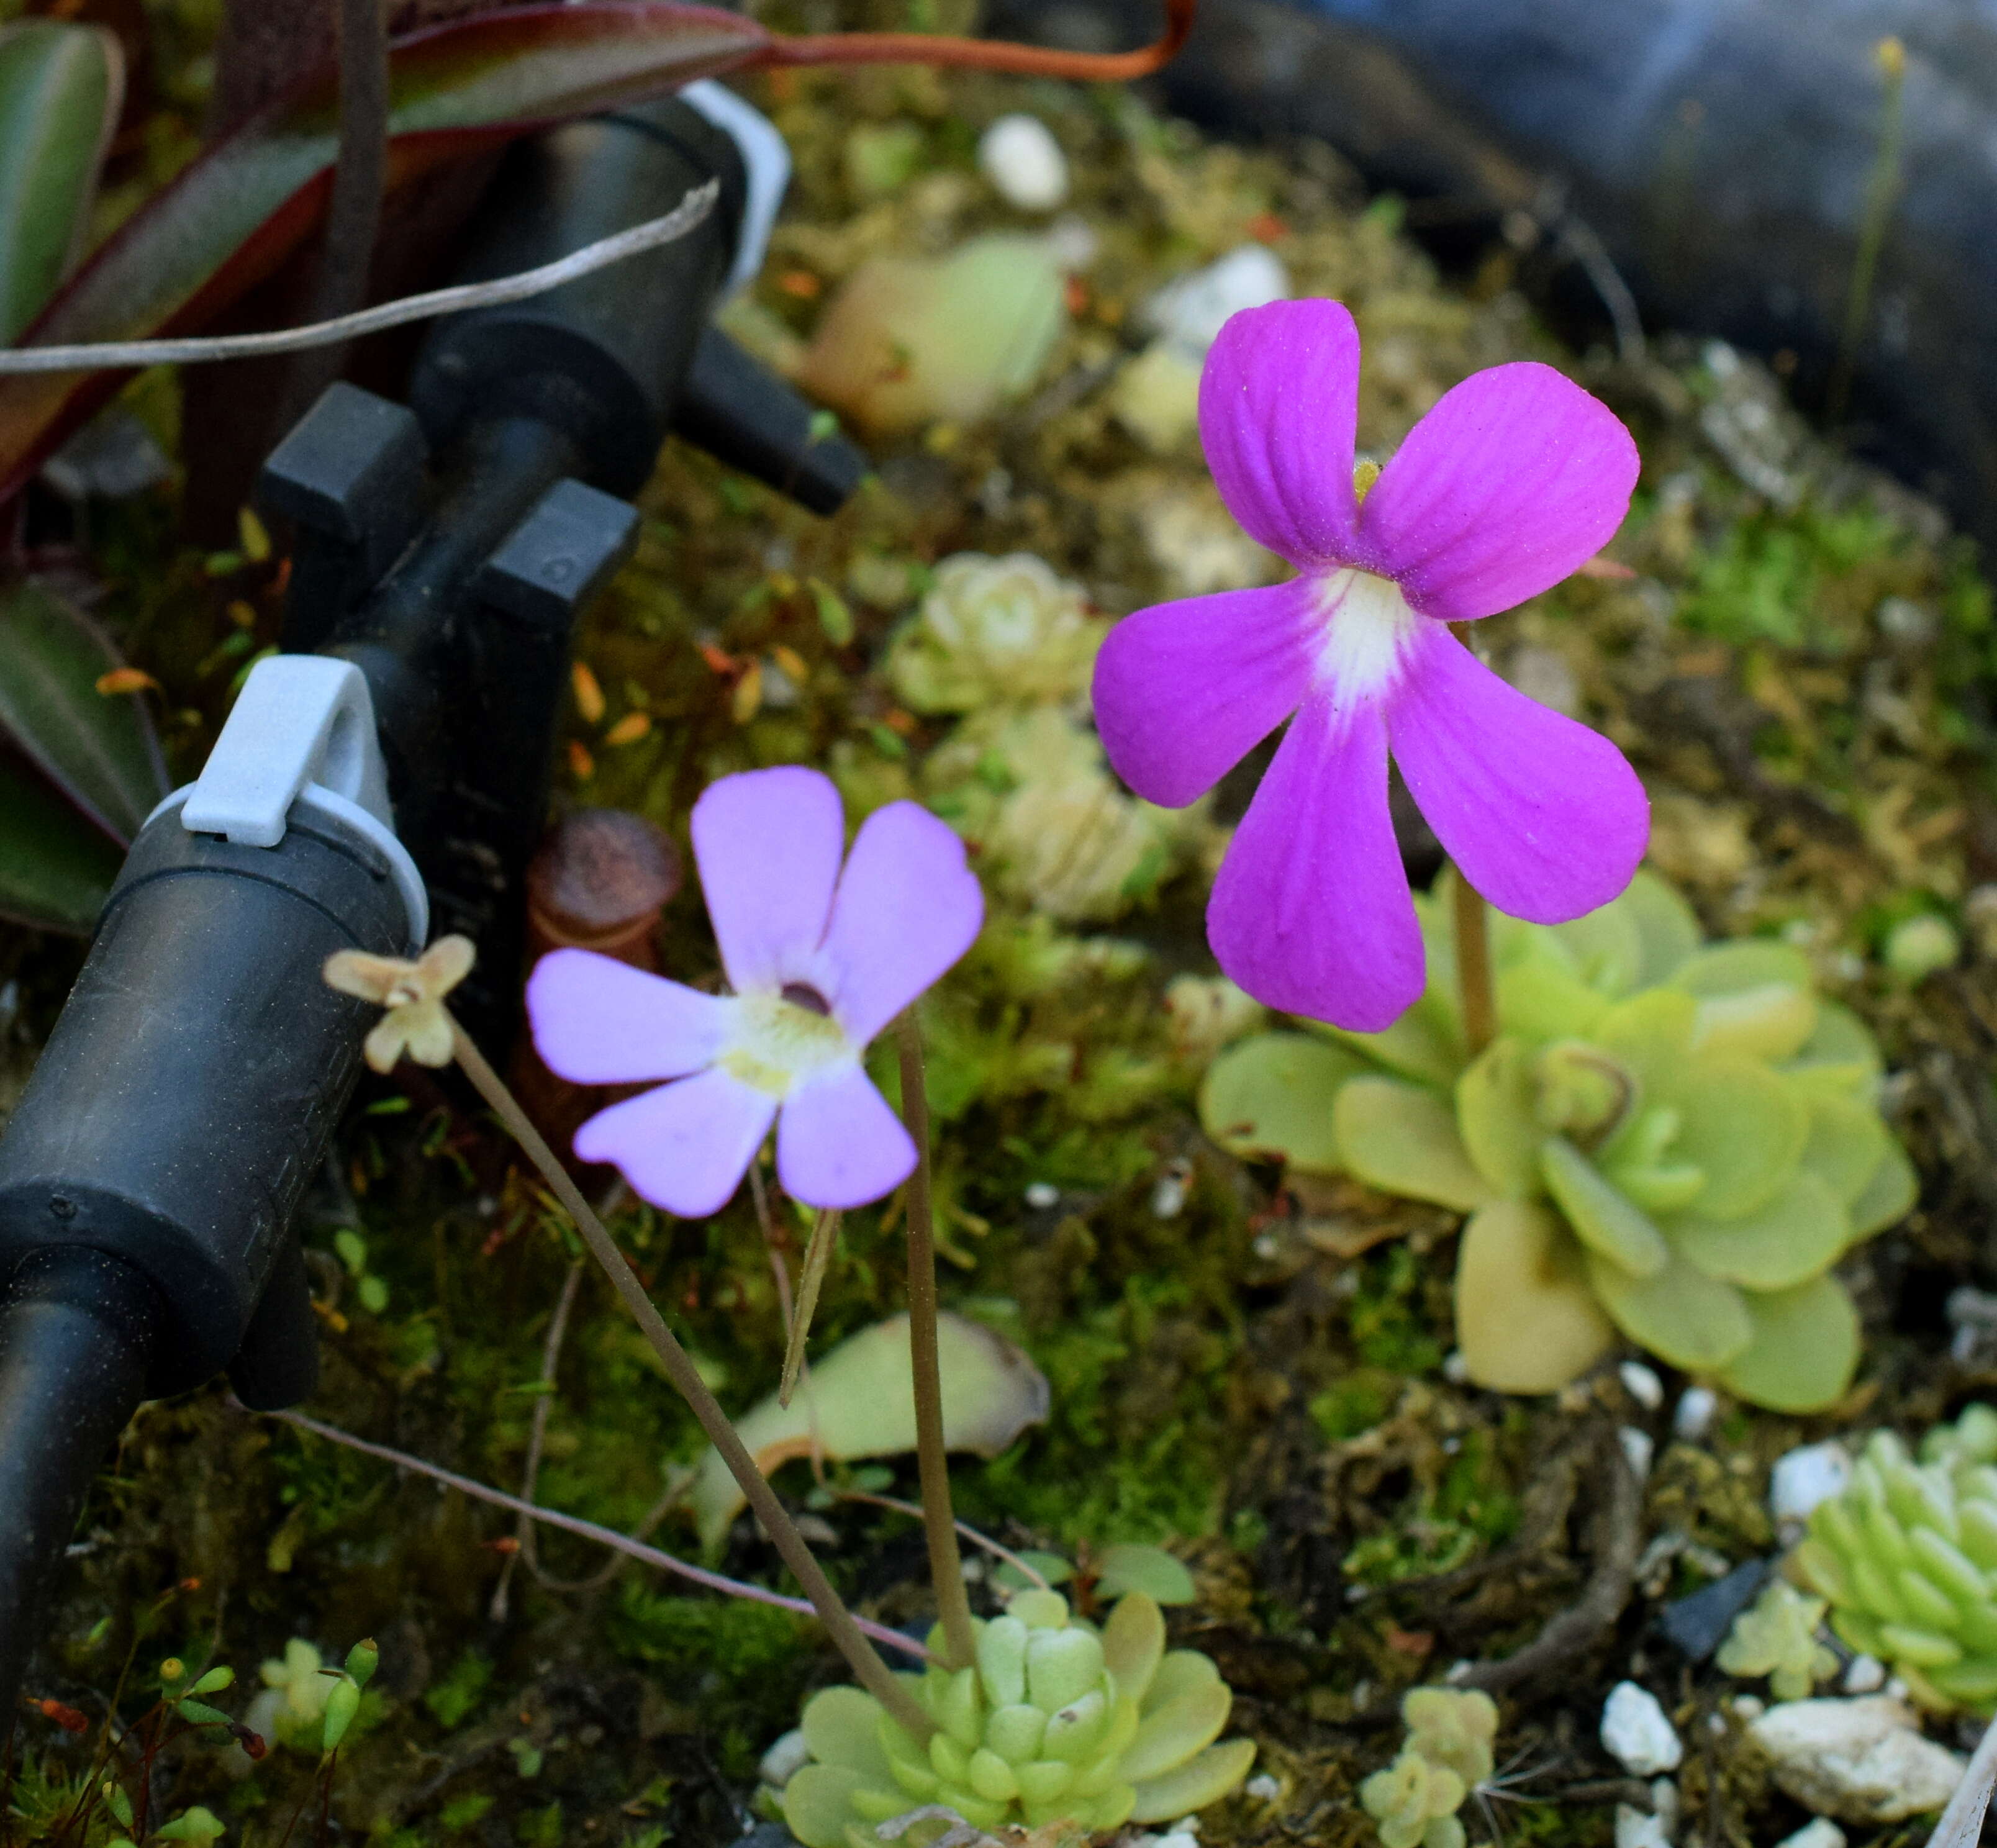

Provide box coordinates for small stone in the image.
[1024,1182,1059,1210]
[1145,245,1290,354]
[1619,1362,1665,1410]
[1620,1427,1656,1481]
[1650,1778,1680,1837]
[1964,884,1997,959]
[1749,1696,1964,1823]
[1601,1682,1683,1776]
[1442,1351,1470,1385]
[1769,1441,1851,1526]
[977,114,1070,212]
[1842,1655,1886,1694]
[758,1728,809,1788]
[1614,1806,1670,1848]
[1731,1695,1765,1721]
[1672,1387,1718,1443]
[1658,1557,1773,1661]
[1773,1823,1847,1848]
[1244,1774,1282,1801]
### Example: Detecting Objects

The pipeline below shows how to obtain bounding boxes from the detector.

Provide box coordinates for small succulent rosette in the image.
[1795,1405,1997,1710]
[885,552,1110,715]
[1199,869,1915,1410]
[779,1590,1253,1847]
[1361,1688,1497,1848]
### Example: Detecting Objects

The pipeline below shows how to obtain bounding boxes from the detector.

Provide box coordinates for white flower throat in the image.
[718,982,855,1097]
[1311,567,1421,702]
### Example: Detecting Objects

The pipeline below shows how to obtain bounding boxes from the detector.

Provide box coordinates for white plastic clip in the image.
[158,656,428,946]
[681,80,792,298]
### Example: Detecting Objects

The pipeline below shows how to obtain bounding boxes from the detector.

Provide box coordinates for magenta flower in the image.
[526,768,983,1217]
[1092,297,1649,1031]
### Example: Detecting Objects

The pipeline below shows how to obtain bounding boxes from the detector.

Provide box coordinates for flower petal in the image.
[1198,297,1361,566]
[813,800,984,1045]
[1388,627,1648,923]
[776,1064,917,1208]
[527,948,730,1083]
[691,766,846,994]
[1092,581,1318,808]
[573,1069,776,1217]
[1208,697,1423,1030]
[1359,361,1639,620]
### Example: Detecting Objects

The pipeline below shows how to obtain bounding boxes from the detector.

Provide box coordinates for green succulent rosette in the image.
[1795,1406,1997,1711]
[1198,870,1915,1410]
[780,1590,1254,1847]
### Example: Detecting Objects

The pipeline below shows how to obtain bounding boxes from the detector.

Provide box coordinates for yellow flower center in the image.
[718,987,854,1098]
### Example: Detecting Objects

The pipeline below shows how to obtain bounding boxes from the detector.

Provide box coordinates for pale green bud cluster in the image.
[886,553,1108,715]
[1795,1406,1997,1710]
[1715,1580,1838,1700]
[1199,869,1917,1410]
[1360,1688,1497,1848]
[780,1591,1254,1848]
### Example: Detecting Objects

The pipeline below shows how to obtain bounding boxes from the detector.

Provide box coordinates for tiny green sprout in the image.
[188,1665,235,1697]
[321,1675,361,1754]
[1883,912,1960,983]
[777,1592,1254,1847]
[344,1638,379,1689]
[1715,1579,1839,1700]
[152,1807,226,1842]
[1197,868,1917,1410]
[1794,1403,1997,1710]
[1361,1688,1497,1848]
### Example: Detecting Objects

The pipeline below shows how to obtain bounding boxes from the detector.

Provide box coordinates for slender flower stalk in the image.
[323,937,935,1741]
[781,1207,841,1407]
[894,1011,977,1671]
[1452,876,1495,1058]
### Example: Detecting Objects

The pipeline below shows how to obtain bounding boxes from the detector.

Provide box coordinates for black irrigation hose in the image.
[0,1248,160,1731]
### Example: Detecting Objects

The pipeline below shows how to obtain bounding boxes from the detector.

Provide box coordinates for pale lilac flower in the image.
[526,767,982,1217]
[1092,297,1649,1031]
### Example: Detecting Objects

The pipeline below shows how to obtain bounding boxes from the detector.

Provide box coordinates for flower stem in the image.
[446,1018,934,1741]
[893,1012,979,1673]
[781,1208,840,1408]
[1452,872,1496,1059]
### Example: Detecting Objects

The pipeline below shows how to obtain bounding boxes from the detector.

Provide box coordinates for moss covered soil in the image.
[7,11,1997,1848]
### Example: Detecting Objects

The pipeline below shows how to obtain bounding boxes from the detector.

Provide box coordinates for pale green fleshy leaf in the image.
[1621,867,1704,987]
[1798,1091,1893,1208]
[1588,1247,1754,1370]
[784,1766,874,1848]
[1494,958,1609,1044]
[802,1687,895,1782]
[1101,1593,1165,1708]
[1144,1651,1221,1713]
[1128,1738,1257,1824]
[1593,987,1699,1098]
[1454,1200,1616,1394]
[1786,998,1885,1090]
[1848,1136,1918,1239]
[1197,1033,1361,1173]
[1089,1782,1140,1832]
[1670,939,1814,1000]
[1540,1136,1669,1277]
[1403,1688,1497,1787]
[1096,1544,1196,1606]
[1335,1077,1493,1213]
[1691,984,1818,1062]
[1322,990,1465,1087]
[1667,1169,1850,1290]
[1714,1273,1860,1411]
[1666,1053,1811,1218]
[1120,1678,1229,1782]
[1454,1039,1541,1198]
[1550,881,1649,997]
[1026,1628,1103,1714]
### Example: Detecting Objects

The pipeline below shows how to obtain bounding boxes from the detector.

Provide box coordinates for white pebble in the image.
[1731,1695,1765,1721]
[1145,246,1290,355]
[1650,1779,1681,1837]
[1774,1822,1847,1848]
[1619,1426,1656,1482]
[1842,1655,1886,1694]
[1749,1696,1963,1823]
[1025,1182,1059,1210]
[1615,1806,1670,1848]
[758,1728,809,1787]
[1619,1362,1665,1410]
[1601,1682,1683,1776]
[1770,1441,1852,1525]
[977,114,1069,212]
[1244,1774,1282,1802]
[1442,1350,1471,1385]
[1672,1386,1718,1442]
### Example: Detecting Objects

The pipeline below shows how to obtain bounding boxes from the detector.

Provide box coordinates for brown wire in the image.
[759,0,1194,80]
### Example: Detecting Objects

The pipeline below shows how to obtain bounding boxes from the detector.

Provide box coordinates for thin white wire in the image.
[0,180,718,375]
